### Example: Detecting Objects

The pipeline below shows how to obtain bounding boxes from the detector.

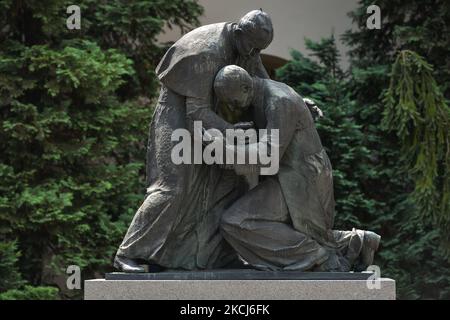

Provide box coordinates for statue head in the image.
[214,65,254,110]
[234,10,273,57]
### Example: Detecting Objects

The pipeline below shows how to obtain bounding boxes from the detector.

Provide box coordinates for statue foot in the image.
[313,248,351,272]
[360,231,381,267]
[113,255,145,273]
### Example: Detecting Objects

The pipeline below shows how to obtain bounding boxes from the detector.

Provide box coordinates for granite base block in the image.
[85,274,395,300]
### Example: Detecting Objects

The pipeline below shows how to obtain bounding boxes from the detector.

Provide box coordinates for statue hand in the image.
[303,98,324,120]
[234,164,259,176]
[312,105,324,119]
[233,121,254,130]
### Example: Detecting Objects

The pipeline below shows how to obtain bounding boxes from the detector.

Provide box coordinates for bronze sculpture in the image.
[114,10,380,273]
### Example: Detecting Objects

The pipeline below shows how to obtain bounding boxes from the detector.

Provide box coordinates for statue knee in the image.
[220,209,242,234]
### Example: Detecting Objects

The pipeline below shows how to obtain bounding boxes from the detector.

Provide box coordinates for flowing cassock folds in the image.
[116,22,267,269]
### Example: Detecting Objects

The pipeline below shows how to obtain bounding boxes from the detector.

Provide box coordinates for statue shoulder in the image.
[155,22,232,98]
[266,80,303,109]
[157,22,229,71]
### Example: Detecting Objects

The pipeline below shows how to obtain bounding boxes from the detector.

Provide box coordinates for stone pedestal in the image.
[84,270,395,300]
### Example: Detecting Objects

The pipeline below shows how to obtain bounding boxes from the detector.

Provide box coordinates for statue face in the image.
[222,80,253,110]
[214,65,253,111]
[235,10,273,57]
[235,29,270,57]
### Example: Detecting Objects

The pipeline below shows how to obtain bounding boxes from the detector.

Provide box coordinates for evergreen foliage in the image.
[0,0,202,299]
[383,50,450,226]
[342,0,450,299]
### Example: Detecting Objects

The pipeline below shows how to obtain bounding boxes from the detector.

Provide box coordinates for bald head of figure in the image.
[234,10,273,57]
[214,65,254,110]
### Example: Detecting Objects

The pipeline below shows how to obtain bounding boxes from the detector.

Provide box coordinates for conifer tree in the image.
[383,50,450,226]
[343,0,450,299]
[0,0,202,299]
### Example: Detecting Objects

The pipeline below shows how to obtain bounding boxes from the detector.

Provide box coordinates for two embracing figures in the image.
[113,10,380,273]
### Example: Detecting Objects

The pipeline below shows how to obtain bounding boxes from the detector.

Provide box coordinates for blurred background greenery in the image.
[0,0,449,299]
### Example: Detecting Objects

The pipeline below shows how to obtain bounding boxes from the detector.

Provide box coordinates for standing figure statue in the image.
[214,65,381,272]
[114,11,274,272]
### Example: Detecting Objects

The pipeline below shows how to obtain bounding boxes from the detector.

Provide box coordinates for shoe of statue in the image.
[313,249,351,272]
[113,255,145,273]
[354,231,381,271]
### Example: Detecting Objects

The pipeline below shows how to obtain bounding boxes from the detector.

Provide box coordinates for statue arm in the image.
[254,54,270,79]
[225,101,298,175]
[262,101,298,158]
[239,54,270,79]
[186,96,234,133]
